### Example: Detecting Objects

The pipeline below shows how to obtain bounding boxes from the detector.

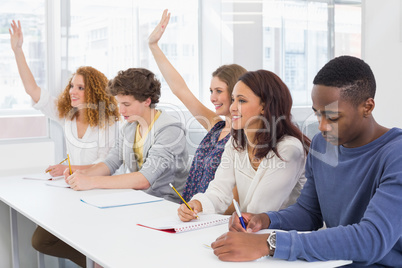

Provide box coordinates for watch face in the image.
[268,233,276,248]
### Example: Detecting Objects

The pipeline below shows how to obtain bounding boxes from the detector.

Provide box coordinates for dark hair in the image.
[212,64,247,96]
[313,55,376,107]
[107,68,161,106]
[232,70,310,159]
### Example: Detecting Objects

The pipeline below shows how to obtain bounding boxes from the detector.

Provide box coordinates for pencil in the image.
[67,154,72,175]
[45,157,68,173]
[169,183,199,219]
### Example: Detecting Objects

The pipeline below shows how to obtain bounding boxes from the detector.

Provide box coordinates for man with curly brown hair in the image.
[65,68,189,204]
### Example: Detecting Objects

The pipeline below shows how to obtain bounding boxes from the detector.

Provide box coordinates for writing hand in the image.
[46,164,67,177]
[66,170,93,191]
[211,232,270,261]
[177,200,201,222]
[229,212,270,233]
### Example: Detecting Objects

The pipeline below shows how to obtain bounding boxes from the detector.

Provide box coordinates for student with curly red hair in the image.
[10,20,120,267]
[10,20,120,176]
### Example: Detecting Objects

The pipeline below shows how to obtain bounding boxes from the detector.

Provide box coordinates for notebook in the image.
[137,213,230,233]
[23,173,64,181]
[80,190,163,209]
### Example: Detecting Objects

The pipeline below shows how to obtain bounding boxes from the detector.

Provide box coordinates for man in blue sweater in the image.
[211,56,402,267]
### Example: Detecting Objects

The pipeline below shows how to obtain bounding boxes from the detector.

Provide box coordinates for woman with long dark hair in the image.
[178,70,310,221]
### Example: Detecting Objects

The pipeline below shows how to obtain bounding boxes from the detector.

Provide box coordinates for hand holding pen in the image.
[177,199,202,222]
[170,183,201,221]
[233,199,247,230]
[45,157,68,176]
[229,211,271,233]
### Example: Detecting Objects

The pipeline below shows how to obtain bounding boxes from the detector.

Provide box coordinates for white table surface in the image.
[0,175,351,268]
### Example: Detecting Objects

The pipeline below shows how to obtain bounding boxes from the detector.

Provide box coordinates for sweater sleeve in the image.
[139,124,186,185]
[269,149,402,266]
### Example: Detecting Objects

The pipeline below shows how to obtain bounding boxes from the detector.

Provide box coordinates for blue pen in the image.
[233,199,246,230]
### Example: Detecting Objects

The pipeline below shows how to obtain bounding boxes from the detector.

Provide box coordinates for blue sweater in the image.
[268,128,402,267]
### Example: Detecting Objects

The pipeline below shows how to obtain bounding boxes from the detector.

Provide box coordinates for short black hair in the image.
[313,55,376,107]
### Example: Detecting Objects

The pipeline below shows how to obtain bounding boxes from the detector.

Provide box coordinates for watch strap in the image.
[267,232,276,257]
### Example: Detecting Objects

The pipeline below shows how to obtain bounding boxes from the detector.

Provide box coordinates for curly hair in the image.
[57,66,120,128]
[313,55,376,107]
[231,70,310,159]
[212,64,247,96]
[107,68,161,107]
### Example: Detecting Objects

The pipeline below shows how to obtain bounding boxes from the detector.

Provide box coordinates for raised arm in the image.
[9,20,41,103]
[148,9,221,131]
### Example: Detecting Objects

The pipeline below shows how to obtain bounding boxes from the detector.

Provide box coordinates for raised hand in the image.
[9,20,23,51]
[148,9,170,47]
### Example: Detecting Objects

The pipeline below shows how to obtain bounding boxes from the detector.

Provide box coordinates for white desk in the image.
[0,175,351,268]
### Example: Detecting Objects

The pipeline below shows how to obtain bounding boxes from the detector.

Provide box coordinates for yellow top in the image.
[133,110,161,168]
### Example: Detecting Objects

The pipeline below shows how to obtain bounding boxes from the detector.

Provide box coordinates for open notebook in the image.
[137,213,230,233]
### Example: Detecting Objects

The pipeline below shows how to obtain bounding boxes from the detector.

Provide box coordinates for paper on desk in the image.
[23,173,64,181]
[45,179,70,188]
[80,190,163,209]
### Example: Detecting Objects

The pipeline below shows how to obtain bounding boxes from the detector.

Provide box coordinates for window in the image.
[62,0,199,107]
[0,0,47,140]
[2,0,361,141]
[262,0,361,106]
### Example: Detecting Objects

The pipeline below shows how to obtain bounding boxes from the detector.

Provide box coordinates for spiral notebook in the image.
[137,213,230,233]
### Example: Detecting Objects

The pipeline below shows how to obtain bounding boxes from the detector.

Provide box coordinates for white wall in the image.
[0,140,55,176]
[363,0,402,128]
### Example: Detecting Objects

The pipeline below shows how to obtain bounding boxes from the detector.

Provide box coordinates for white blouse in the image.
[33,89,118,165]
[192,136,306,214]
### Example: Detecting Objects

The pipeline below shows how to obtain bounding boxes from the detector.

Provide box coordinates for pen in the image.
[67,154,72,175]
[45,157,68,173]
[233,199,246,230]
[169,183,199,219]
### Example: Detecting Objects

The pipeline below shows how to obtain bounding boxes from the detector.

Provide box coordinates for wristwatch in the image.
[267,232,276,257]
